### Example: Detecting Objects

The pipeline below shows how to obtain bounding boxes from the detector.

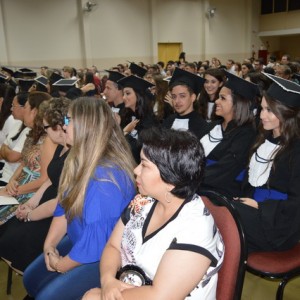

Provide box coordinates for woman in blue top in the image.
[23,97,136,300]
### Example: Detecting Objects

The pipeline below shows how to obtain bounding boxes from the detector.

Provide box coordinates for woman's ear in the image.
[166,183,175,192]
[191,93,197,103]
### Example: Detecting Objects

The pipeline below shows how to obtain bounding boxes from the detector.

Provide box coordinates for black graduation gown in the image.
[199,120,257,198]
[237,137,300,251]
[124,110,159,164]
[162,110,208,139]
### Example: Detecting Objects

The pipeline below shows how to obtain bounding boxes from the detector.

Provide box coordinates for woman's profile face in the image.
[134,150,166,198]
[204,74,223,100]
[260,97,281,137]
[123,87,137,111]
[241,65,249,76]
[214,86,234,122]
[23,101,37,128]
[43,119,66,146]
[11,96,25,121]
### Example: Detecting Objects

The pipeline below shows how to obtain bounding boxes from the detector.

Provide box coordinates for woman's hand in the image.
[15,204,32,221]
[164,91,173,107]
[0,187,10,196]
[101,277,134,300]
[44,247,60,272]
[123,119,139,135]
[5,180,19,196]
[233,197,258,209]
[82,278,134,300]
[113,113,121,125]
[82,288,101,300]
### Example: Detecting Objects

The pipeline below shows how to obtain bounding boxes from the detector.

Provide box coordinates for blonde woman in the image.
[23,98,136,300]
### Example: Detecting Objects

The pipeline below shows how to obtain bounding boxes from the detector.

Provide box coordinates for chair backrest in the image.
[200,190,247,300]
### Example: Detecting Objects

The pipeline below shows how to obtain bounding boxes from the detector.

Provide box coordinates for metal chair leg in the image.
[276,278,289,300]
[6,265,13,295]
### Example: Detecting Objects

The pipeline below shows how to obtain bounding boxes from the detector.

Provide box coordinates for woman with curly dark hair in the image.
[0,91,56,224]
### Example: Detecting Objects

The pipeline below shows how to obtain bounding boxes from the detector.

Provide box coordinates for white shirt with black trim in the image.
[120,194,224,300]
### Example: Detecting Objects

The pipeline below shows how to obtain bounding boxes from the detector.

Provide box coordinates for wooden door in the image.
[158,43,183,66]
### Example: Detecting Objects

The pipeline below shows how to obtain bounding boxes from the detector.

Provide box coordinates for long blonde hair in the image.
[58,97,136,221]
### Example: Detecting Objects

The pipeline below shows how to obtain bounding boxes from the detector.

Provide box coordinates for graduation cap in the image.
[169,67,205,96]
[52,79,78,93]
[65,87,83,100]
[18,78,35,92]
[263,73,300,108]
[1,67,14,77]
[0,73,9,84]
[14,68,37,78]
[128,62,147,78]
[224,70,259,101]
[105,70,125,83]
[34,75,49,92]
[49,72,64,85]
[117,75,154,94]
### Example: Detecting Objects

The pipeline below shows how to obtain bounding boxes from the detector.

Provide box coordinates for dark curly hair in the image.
[41,97,71,130]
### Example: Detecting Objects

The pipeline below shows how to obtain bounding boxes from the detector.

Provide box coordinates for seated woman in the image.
[80,71,99,97]
[198,71,259,198]
[197,68,225,121]
[0,84,20,148]
[117,75,158,163]
[23,98,136,300]
[233,74,300,252]
[0,97,71,273]
[0,92,30,186]
[0,84,20,173]
[0,91,55,225]
[151,74,174,123]
[83,127,224,300]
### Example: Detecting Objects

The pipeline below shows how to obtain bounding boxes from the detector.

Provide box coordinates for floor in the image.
[1,260,300,300]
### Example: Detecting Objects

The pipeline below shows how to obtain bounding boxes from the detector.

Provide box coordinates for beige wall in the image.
[260,11,300,32]
[0,0,299,70]
[258,7,300,60]
[0,0,85,68]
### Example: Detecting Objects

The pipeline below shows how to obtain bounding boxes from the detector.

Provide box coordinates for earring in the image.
[165,191,172,204]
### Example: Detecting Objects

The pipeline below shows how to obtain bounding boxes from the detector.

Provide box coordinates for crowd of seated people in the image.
[0,53,299,299]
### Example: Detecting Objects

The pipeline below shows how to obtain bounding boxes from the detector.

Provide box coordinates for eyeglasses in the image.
[43,125,52,131]
[64,116,71,126]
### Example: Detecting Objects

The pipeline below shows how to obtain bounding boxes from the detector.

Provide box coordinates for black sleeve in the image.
[258,145,300,246]
[121,204,131,225]
[201,125,256,197]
